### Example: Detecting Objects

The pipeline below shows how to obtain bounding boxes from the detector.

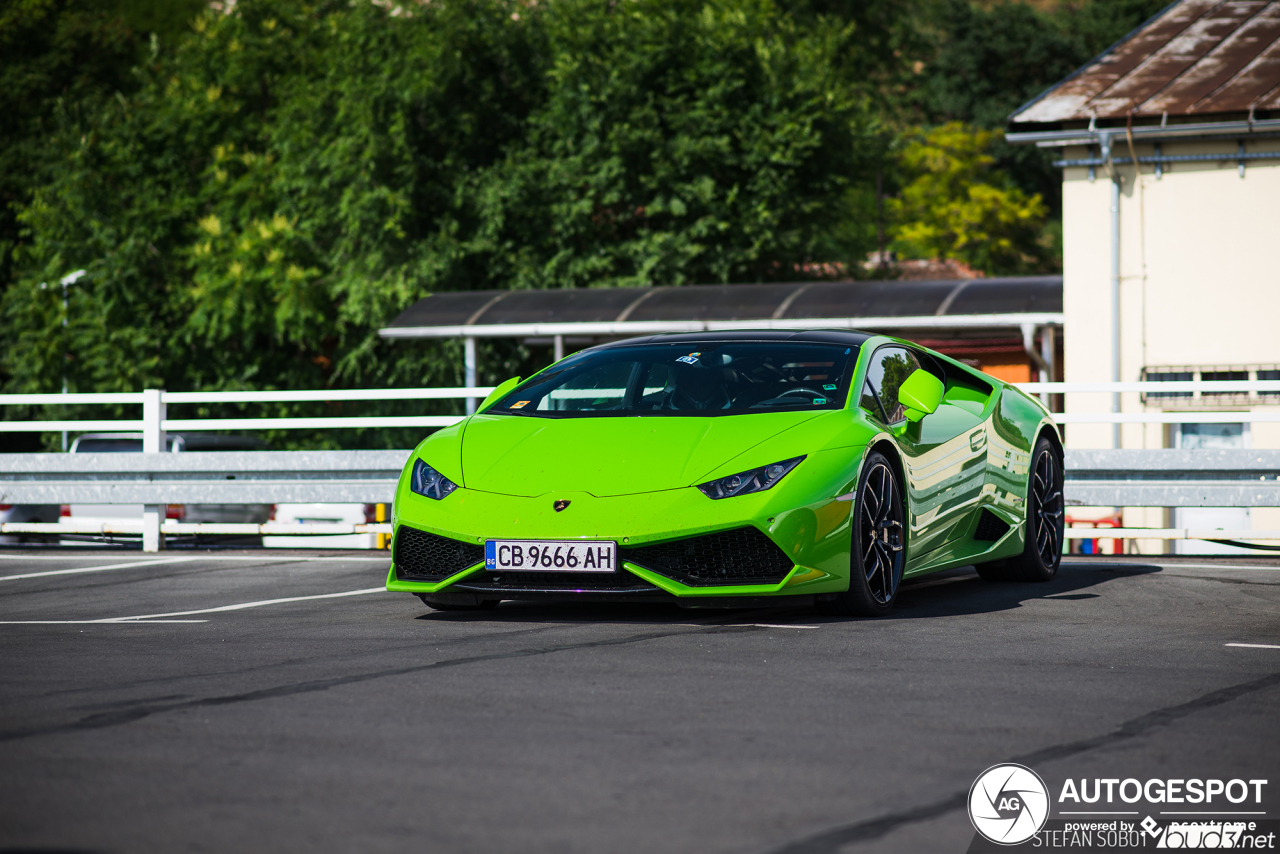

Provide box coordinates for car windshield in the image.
[488,341,858,417]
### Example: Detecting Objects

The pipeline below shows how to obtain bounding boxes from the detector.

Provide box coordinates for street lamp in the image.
[39,269,86,450]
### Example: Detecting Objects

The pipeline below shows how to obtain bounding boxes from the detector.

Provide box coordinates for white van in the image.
[68,433,272,540]
[67,433,379,549]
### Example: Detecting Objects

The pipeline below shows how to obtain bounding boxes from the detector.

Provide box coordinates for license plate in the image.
[484,540,618,572]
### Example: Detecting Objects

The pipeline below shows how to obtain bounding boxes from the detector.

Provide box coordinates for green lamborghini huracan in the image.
[386,331,1063,616]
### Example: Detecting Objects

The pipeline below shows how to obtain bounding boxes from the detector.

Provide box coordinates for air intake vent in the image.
[974,509,1011,542]
[623,527,794,587]
[394,526,485,581]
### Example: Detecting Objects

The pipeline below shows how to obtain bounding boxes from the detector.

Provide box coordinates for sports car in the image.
[386,331,1063,616]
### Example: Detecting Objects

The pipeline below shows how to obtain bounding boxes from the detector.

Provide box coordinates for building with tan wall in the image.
[1008,0,1280,553]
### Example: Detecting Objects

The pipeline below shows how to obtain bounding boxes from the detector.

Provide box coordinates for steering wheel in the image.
[751,387,827,408]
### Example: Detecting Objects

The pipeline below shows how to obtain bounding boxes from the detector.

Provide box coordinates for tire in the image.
[415,594,500,611]
[976,436,1063,583]
[817,451,906,617]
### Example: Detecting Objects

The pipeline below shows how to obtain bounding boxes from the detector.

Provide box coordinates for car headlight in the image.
[697,456,805,500]
[410,460,459,500]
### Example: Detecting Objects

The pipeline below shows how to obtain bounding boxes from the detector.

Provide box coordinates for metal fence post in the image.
[464,338,477,415]
[141,504,164,553]
[142,388,166,551]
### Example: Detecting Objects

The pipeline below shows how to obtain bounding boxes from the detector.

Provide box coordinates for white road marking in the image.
[0,554,391,581]
[1165,564,1280,571]
[746,623,820,629]
[0,587,385,626]
[0,620,208,624]
[1062,561,1280,572]
[1225,642,1280,649]
[0,557,198,581]
[104,587,386,621]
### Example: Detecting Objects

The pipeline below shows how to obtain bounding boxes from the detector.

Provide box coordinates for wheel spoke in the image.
[861,502,877,534]
[864,472,882,518]
[880,471,894,523]
[877,543,893,595]
[865,545,881,583]
[1043,523,1058,561]
[873,544,890,601]
[861,533,876,564]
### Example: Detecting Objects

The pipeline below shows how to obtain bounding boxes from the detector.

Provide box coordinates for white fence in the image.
[2,379,1279,435]
[0,387,495,434]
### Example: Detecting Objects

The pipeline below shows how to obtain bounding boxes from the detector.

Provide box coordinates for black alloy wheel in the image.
[817,451,906,617]
[1030,444,1064,566]
[976,436,1063,583]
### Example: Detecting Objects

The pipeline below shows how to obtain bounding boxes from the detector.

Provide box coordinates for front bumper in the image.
[386,482,856,600]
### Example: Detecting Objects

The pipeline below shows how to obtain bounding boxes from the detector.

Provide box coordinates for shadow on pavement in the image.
[409,560,1164,625]
[886,560,1162,620]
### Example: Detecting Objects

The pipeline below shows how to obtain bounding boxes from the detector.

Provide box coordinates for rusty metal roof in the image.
[1011,0,1280,125]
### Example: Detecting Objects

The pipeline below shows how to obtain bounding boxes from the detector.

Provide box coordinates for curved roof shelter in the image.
[379,276,1062,341]
[380,277,1063,408]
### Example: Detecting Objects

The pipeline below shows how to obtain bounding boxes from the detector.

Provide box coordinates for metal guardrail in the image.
[0,450,409,550]
[1,448,1278,551]
[0,450,407,504]
[1063,449,1280,506]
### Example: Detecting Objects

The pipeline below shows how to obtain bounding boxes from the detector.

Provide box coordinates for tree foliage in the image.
[0,0,1176,449]
[1,0,884,447]
[890,122,1048,274]
[904,0,1170,218]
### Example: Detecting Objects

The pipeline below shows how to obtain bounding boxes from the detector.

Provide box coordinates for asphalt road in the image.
[0,548,1277,854]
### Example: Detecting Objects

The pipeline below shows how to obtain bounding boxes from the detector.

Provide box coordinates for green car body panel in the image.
[386,332,1059,603]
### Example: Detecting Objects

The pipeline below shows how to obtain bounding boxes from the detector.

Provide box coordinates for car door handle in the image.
[969,430,986,452]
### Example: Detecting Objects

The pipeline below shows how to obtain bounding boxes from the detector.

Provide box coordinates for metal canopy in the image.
[379,277,1063,340]
[1010,0,1280,127]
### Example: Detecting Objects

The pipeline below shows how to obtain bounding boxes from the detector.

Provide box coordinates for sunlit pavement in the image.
[1,549,1277,853]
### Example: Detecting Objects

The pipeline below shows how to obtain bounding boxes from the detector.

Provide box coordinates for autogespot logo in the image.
[969,763,1051,845]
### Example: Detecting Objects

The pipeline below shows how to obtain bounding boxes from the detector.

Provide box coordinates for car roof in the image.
[591,329,874,349]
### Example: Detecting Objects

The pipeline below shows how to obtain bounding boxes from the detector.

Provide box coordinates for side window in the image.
[861,347,922,424]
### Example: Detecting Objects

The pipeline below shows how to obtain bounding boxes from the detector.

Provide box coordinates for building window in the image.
[1258,369,1280,400]
[1141,366,1278,407]
[1142,370,1192,400]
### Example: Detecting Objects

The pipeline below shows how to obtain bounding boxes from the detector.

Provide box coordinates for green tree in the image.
[2,0,881,448]
[905,0,1170,219]
[889,122,1047,274]
[0,0,206,292]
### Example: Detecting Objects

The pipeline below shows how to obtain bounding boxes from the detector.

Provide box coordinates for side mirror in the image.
[899,369,944,422]
[477,376,522,412]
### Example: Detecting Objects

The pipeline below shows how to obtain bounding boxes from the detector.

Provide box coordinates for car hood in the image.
[459,412,828,497]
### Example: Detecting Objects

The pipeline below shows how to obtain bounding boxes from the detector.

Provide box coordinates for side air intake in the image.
[394,526,486,581]
[974,509,1012,542]
[623,527,795,587]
